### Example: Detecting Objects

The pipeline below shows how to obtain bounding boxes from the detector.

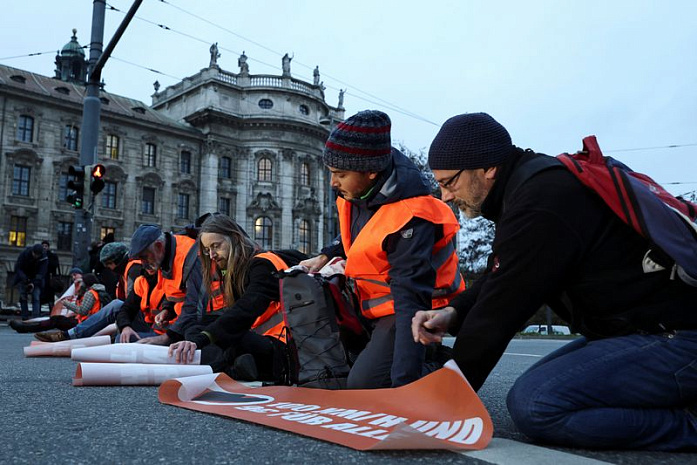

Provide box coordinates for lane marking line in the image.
[459,438,615,465]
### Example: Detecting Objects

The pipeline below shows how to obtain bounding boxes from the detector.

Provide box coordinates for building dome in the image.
[61,29,85,58]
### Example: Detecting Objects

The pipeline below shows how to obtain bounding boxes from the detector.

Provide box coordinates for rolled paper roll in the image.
[23,335,112,357]
[93,323,117,337]
[73,362,213,386]
[72,344,201,365]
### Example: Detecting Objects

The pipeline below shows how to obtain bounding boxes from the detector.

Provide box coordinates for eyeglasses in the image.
[437,169,465,190]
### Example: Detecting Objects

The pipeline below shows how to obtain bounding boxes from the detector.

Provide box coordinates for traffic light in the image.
[90,164,106,195]
[66,165,85,209]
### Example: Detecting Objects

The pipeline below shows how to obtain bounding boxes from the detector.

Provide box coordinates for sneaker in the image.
[34,331,68,343]
[228,354,259,381]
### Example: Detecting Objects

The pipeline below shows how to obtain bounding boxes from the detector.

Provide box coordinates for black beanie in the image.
[323,110,392,172]
[428,113,514,170]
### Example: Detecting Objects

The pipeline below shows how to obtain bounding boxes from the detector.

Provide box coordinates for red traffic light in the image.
[91,164,105,179]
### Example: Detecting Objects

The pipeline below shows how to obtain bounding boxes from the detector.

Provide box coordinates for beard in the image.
[454,198,483,219]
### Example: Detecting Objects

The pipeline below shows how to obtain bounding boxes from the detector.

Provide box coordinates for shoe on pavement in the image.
[228,354,259,381]
[34,331,68,343]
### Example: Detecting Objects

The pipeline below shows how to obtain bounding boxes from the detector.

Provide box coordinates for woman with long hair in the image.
[168,213,306,382]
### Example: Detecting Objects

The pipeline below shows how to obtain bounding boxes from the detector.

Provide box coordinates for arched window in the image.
[300,162,310,185]
[298,219,311,254]
[254,216,273,249]
[257,157,273,182]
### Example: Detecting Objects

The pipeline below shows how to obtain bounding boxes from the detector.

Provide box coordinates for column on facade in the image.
[199,151,219,215]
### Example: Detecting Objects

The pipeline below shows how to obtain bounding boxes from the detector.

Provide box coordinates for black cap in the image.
[129,225,162,258]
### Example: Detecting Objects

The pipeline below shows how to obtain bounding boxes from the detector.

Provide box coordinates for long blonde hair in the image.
[198,214,259,307]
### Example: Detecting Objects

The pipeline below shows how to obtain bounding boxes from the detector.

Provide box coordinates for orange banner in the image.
[159,360,492,451]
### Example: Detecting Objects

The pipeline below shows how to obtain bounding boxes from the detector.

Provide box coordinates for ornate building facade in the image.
[0,31,344,302]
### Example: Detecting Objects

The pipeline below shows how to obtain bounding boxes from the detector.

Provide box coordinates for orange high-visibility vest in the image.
[133,274,170,335]
[338,195,465,319]
[250,252,289,341]
[161,235,197,316]
[117,259,141,301]
[75,289,106,323]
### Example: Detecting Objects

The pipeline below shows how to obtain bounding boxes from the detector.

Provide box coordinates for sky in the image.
[2,0,696,196]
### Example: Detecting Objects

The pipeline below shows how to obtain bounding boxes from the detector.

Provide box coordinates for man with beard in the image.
[412,112,697,451]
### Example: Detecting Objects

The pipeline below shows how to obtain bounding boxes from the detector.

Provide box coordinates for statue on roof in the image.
[282,53,292,76]
[313,66,320,86]
[238,51,249,75]
[153,80,160,92]
[338,89,345,109]
[209,42,220,68]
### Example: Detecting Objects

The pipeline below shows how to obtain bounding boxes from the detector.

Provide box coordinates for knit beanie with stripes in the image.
[323,110,392,172]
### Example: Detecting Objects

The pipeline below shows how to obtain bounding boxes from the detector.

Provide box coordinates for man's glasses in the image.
[437,169,465,190]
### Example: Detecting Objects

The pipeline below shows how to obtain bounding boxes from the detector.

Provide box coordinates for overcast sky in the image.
[2,0,696,195]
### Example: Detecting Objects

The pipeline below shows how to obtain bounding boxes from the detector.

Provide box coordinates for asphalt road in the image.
[1,325,695,464]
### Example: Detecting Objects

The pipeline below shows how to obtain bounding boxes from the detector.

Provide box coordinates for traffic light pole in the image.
[72,0,142,268]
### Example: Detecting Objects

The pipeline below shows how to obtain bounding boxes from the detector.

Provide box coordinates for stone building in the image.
[0,31,344,303]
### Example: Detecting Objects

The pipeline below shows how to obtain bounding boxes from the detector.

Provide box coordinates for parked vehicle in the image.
[522,324,571,335]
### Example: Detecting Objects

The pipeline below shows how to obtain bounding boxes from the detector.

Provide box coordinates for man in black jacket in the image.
[14,243,48,320]
[412,112,697,451]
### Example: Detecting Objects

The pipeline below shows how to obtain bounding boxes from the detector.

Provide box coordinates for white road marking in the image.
[503,352,543,358]
[459,438,614,465]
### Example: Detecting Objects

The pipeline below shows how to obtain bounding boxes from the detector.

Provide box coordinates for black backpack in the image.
[278,269,367,389]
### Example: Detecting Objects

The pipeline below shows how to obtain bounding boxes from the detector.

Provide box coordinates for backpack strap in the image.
[503,153,564,212]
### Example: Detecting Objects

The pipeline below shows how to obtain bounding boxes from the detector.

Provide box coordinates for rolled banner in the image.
[72,344,201,365]
[73,362,213,386]
[23,335,112,357]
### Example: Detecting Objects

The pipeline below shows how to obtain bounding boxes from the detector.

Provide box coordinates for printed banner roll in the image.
[23,335,112,357]
[73,363,212,386]
[159,360,493,451]
[72,344,201,365]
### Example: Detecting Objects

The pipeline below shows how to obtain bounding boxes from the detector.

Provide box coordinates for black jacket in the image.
[13,247,48,287]
[188,249,306,351]
[450,148,697,391]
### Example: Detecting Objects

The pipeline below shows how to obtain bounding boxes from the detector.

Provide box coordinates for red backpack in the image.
[508,136,697,286]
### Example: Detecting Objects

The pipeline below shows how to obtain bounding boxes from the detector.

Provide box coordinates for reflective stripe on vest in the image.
[250,252,288,341]
[117,259,141,301]
[338,195,466,319]
[161,235,197,315]
[206,279,226,313]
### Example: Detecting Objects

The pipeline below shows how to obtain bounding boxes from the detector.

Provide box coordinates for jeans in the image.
[18,281,42,320]
[506,331,697,451]
[68,299,124,339]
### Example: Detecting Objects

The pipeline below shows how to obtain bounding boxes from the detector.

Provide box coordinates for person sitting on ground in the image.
[35,273,112,342]
[115,268,175,343]
[13,243,48,320]
[128,224,202,346]
[411,112,697,451]
[168,213,306,382]
[299,110,465,389]
[33,245,142,342]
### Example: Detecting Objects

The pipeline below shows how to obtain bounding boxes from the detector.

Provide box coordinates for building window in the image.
[299,104,309,115]
[102,181,117,209]
[300,162,310,185]
[299,219,311,254]
[9,216,27,247]
[59,173,70,201]
[142,187,155,214]
[100,227,115,241]
[254,216,273,249]
[180,151,191,174]
[17,115,34,142]
[219,156,231,179]
[258,98,273,109]
[144,143,157,167]
[106,134,120,160]
[218,197,231,216]
[63,125,79,151]
[57,221,73,251]
[177,193,190,219]
[12,165,30,196]
[257,157,272,182]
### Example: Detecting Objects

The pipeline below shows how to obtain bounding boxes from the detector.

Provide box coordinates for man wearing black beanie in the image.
[412,112,697,451]
[301,110,465,389]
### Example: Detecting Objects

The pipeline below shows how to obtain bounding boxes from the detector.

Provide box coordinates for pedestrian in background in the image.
[13,243,48,320]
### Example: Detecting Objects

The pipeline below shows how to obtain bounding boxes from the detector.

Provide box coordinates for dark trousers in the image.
[347,315,396,389]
